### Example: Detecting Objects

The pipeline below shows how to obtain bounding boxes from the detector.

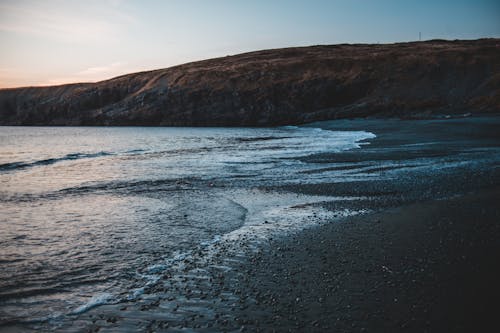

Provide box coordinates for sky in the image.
[0,0,499,88]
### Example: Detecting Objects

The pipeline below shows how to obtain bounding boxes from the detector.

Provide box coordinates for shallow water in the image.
[0,125,375,325]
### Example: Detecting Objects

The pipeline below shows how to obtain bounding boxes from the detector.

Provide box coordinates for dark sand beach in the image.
[235,188,500,332]
[230,117,500,332]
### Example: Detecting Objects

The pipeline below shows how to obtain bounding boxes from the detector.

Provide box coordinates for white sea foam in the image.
[146,264,168,274]
[71,293,115,315]
[200,234,222,246]
[219,190,370,245]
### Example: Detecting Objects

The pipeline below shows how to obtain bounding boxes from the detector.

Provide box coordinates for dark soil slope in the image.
[1,39,499,126]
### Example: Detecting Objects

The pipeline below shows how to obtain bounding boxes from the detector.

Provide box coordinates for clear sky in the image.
[1,0,499,88]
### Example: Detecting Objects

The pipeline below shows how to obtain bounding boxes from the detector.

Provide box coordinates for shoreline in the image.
[40,187,500,333]
[3,116,499,332]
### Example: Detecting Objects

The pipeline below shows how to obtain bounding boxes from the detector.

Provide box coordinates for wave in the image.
[59,177,201,195]
[71,293,116,315]
[0,177,203,204]
[234,136,291,143]
[0,152,112,172]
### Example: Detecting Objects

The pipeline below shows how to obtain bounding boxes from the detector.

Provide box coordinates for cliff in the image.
[1,39,499,126]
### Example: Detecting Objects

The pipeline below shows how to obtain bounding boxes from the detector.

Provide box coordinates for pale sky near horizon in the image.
[1,0,499,88]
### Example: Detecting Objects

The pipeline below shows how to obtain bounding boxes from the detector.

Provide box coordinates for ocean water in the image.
[0,126,375,327]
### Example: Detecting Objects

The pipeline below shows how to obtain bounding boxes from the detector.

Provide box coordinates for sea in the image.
[0,125,376,328]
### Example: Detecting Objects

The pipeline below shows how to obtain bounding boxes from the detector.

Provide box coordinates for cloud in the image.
[77,62,127,76]
[42,61,141,86]
[0,0,136,43]
[0,67,51,88]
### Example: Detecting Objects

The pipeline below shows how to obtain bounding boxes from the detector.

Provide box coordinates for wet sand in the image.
[234,187,500,332]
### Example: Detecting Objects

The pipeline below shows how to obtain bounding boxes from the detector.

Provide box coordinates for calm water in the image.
[0,126,375,325]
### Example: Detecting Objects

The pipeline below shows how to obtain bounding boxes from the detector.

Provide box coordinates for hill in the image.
[0,39,499,126]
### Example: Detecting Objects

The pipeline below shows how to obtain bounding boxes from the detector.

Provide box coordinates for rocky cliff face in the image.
[1,39,499,126]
